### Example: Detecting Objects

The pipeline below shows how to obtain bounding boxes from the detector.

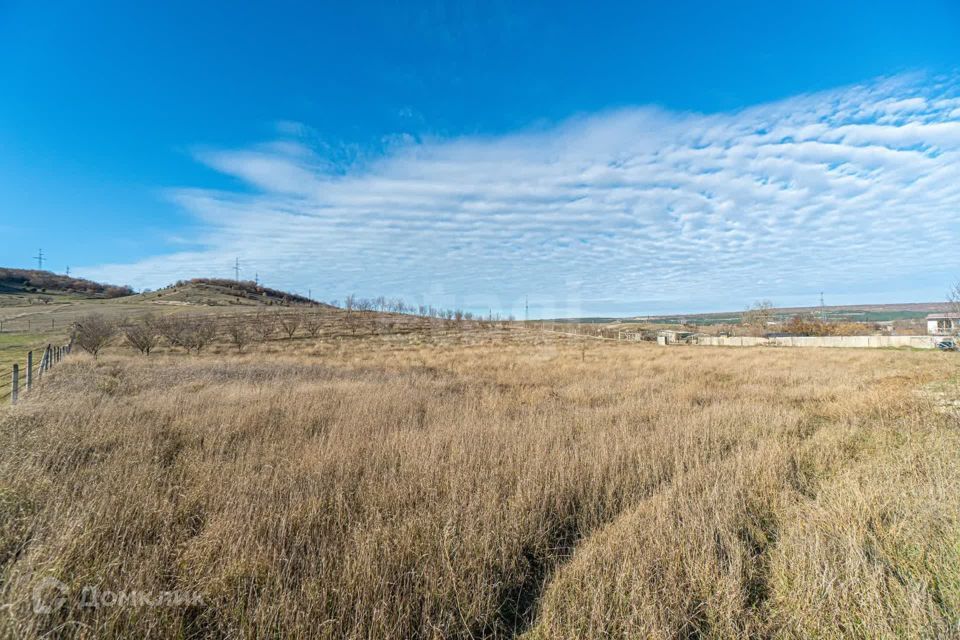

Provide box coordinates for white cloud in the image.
[79,74,960,316]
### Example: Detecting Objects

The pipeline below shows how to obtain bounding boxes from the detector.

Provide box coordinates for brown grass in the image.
[1,328,959,638]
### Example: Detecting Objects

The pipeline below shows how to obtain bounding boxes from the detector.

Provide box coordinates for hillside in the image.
[0,267,133,304]
[128,278,329,307]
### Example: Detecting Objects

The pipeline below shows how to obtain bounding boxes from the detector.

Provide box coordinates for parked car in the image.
[936,339,958,351]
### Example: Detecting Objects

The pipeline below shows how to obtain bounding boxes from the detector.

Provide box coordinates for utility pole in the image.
[233,257,240,281]
[33,248,44,270]
[820,292,825,321]
[308,288,312,300]
[525,296,529,323]
[254,273,259,286]
[65,266,70,277]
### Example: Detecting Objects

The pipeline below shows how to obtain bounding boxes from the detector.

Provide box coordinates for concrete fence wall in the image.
[695,335,939,349]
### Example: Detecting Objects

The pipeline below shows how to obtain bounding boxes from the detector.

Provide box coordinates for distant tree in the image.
[72,314,116,358]
[277,311,301,339]
[183,316,218,354]
[123,314,159,355]
[225,316,251,352]
[252,310,276,342]
[155,315,191,351]
[301,310,323,338]
[949,281,960,335]
[742,300,776,336]
[784,314,830,337]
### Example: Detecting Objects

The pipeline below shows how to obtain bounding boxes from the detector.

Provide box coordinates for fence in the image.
[1,341,73,406]
[0,317,63,333]
[693,335,939,349]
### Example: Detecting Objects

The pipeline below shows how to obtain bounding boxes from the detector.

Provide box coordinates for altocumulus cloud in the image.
[80,74,960,316]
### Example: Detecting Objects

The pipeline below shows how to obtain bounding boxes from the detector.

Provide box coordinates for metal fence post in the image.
[11,364,18,405]
[26,351,33,391]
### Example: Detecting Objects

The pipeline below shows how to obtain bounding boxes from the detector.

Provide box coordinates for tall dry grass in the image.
[0,333,958,638]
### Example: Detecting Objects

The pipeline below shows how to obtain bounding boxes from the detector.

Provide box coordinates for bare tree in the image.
[155,315,191,351]
[123,314,159,355]
[252,310,276,342]
[947,281,960,335]
[277,311,301,339]
[72,313,115,357]
[225,316,251,352]
[183,316,218,354]
[301,310,323,338]
[742,300,776,335]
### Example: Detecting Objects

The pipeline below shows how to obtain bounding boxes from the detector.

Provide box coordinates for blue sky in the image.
[3,1,960,317]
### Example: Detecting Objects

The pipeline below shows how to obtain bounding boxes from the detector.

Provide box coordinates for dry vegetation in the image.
[1,321,959,639]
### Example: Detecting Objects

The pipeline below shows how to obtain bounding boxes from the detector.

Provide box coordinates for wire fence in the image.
[0,316,64,334]
[2,341,73,405]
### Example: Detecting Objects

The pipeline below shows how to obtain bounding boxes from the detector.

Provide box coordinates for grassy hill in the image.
[0,268,133,305]
[0,273,332,371]
[128,278,328,307]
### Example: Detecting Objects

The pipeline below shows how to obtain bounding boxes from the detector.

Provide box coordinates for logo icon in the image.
[32,577,68,614]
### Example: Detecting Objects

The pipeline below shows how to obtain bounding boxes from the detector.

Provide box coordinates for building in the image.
[656,329,697,345]
[926,313,960,335]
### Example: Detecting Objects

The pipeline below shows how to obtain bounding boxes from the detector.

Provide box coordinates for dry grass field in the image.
[1,322,959,638]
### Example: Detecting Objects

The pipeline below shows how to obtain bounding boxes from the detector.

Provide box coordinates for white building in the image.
[926,313,960,335]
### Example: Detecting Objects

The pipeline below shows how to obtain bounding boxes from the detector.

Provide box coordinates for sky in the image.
[2,1,960,317]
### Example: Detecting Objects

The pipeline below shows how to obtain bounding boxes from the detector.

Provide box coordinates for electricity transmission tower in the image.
[525,296,529,322]
[233,257,241,281]
[820,292,826,321]
[33,248,44,270]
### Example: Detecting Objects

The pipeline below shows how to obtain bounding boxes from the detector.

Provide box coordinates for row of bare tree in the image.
[70,299,518,358]
[71,309,332,357]
[340,294,500,323]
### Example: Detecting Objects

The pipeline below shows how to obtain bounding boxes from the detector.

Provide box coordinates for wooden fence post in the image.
[11,364,18,405]
[26,351,33,391]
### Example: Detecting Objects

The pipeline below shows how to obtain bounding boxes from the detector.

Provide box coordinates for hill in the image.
[128,278,329,307]
[0,267,133,304]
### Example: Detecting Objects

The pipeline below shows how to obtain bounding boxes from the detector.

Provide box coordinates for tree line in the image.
[70,302,512,358]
